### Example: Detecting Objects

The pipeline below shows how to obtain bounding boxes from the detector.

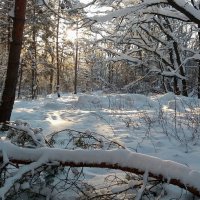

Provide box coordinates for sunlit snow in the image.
[3,92,200,198]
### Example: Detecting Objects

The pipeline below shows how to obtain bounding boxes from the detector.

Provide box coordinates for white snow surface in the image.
[1,92,200,198]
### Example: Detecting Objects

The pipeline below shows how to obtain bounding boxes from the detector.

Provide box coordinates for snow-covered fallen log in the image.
[0,141,200,197]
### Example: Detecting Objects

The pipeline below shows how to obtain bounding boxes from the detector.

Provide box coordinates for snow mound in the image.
[109,94,157,109]
[157,92,176,104]
[77,95,102,108]
[125,94,157,108]
[43,101,66,110]
[168,100,187,112]
[167,97,200,112]
[76,94,157,109]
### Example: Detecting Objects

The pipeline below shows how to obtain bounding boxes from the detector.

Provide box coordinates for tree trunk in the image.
[49,68,54,94]
[56,1,61,98]
[74,23,79,94]
[49,55,54,94]
[163,18,186,96]
[173,41,188,96]
[17,60,24,99]
[168,47,180,95]
[198,23,200,98]
[173,77,180,95]
[31,4,37,99]
[0,0,27,123]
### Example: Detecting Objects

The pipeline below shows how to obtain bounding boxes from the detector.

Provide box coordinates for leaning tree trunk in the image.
[0,0,27,123]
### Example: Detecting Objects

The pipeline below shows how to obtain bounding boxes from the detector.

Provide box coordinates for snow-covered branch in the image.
[144,0,200,24]
[89,0,200,24]
[167,0,200,24]
[1,141,200,197]
[102,48,141,65]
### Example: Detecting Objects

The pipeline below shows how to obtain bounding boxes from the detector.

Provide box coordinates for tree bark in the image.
[173,41,188,96]
[17,60,24,99]
[49,51,55,94]
[56,0,61,98]
[74,22,79,94]
[0,0,27,123]
[198,23,200,98]
[31,4,37,99]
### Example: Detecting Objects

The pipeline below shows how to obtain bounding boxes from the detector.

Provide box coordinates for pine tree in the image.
[0,0,27,123]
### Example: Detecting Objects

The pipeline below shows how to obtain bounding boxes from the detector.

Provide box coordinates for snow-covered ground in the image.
[8,92,200,198]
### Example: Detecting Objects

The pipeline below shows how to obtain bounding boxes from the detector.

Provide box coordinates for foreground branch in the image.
[0,141,200,197]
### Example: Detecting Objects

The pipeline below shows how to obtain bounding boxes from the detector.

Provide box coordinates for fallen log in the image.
[0,141,200,197]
